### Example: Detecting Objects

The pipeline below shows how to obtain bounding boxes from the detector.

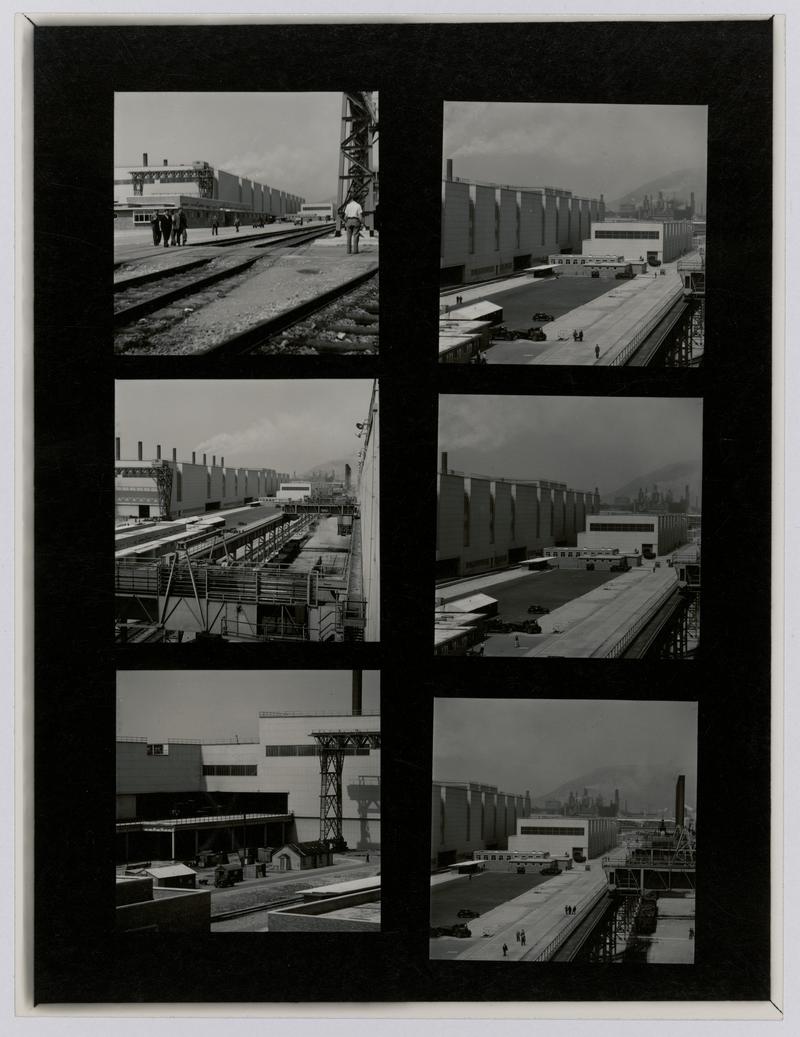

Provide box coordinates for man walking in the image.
[150,212,161,246]
[343,197,364,254]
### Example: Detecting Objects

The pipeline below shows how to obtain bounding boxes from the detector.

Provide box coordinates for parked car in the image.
[527,604,550,614]
[457,909,480,919]
[591,270,600,278]
[615,270,635,279]
[531,312,554,322]
[541,863,562,875]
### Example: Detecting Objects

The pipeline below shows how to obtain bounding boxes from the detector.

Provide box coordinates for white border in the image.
[11,4,791,1030]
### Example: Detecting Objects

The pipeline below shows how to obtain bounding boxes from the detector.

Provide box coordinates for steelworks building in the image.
[437,454,601,580]
[114,154,304,230]
[116,708,381,864]
[440,162,605,285]
[431,780,532,868]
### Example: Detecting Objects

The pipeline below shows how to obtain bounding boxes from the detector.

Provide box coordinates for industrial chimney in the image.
[441,451,448,474]
[163,158,168,166]
[156,444,161,460]
[137,441,143,461]
[142,152,148,166]
[446,159,453,180]
[191,451,196,464]
[352,671,362,717]
[115,437,121,461]
[675,774,686,828]
[172,447,177,462]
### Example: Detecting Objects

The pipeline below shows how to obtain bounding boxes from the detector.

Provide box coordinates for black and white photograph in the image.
[439,103,706,367]
[430,698,697,964]
[115,379,379,643]
[116,670,381,933]
[114,91,379,356]
[436,395,702,658]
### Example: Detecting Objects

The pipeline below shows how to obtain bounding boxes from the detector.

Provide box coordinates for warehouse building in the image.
[114,154,304,230]
[436,453,600,580]
[431,780,532,868]
[440,162,604,285]
[507,815,619,860]
[114,438,288,521]
[577,512,689,558]
[116,706,381,861]
[581,219,694,265]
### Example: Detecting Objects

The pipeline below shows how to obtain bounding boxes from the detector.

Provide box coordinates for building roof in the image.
[144,864,197,879]
[278,841,332,857]
[446,593,497,613]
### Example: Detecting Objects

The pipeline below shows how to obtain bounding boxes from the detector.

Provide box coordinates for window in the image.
[146,743,168,756]
[594,230,659,240]
[589,522,655,532]
[202,764,257,776]
[520,825,584,836]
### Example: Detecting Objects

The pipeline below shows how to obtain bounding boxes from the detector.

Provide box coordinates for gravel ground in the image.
[115,240,378,356]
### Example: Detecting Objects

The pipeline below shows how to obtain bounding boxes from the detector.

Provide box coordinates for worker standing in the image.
[343,197,364,255]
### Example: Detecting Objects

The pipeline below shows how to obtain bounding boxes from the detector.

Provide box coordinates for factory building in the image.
[114,438,288,521]
[114,154,304,230]
[581,219,694,265]
[436,453,601,580]
[431,780,532,868]
[577,512,689,558]
[507,816,619,860]
[440,162,604,285]
[116,706,381,859]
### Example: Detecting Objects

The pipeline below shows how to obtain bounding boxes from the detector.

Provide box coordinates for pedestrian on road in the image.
[150,213,161,246]
[579,330,584,341]
[211,216,219,236]
[343,197,364,254]
[521,931,526,946]
[502,943,508,957]
[515,930,520,943]
[234,216,241,233]
[595,345,600,359]
[514,635,520,649]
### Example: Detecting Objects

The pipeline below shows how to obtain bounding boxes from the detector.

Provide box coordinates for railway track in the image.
[113,223,336,329]
[206,268,379,357]
[211,894,304,923]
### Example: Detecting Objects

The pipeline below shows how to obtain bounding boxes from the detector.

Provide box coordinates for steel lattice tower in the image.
[313,729,381,849]
[336,92,379,231]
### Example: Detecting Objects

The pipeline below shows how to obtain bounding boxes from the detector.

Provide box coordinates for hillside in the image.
[535,763,695,815]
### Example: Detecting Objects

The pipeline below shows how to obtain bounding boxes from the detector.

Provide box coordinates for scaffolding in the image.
[116,461,174,520]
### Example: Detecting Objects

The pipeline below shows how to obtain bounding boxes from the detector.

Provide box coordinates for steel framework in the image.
[131,164,215,198]
[336,92,379,230]
[116,461,174,520]
[313,730,381,848]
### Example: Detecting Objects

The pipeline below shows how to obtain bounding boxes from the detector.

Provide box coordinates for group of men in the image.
[150,209,188,248]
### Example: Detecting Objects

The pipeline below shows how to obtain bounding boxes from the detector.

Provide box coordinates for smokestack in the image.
[441,451,448,474]
[675,775,686,828]
[446,159,453,180]
[137,441,143,461]
[212,455,216,467]
[172,447,177,462]
[352,671,362,717]
[203,454,207,465]
[221,457,224,468]
[163,158,168,166]
[192,451,196,464]
[115,437,120,461]
[156,444,161,460]
[142,152,148,166]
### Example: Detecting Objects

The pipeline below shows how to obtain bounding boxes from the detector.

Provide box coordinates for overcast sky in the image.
[434,698,697,803]
[438,395,702,497]
[115,92,345,204]
[115,379,374,475]
[443,103,707,201]
[117,670,380,741]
